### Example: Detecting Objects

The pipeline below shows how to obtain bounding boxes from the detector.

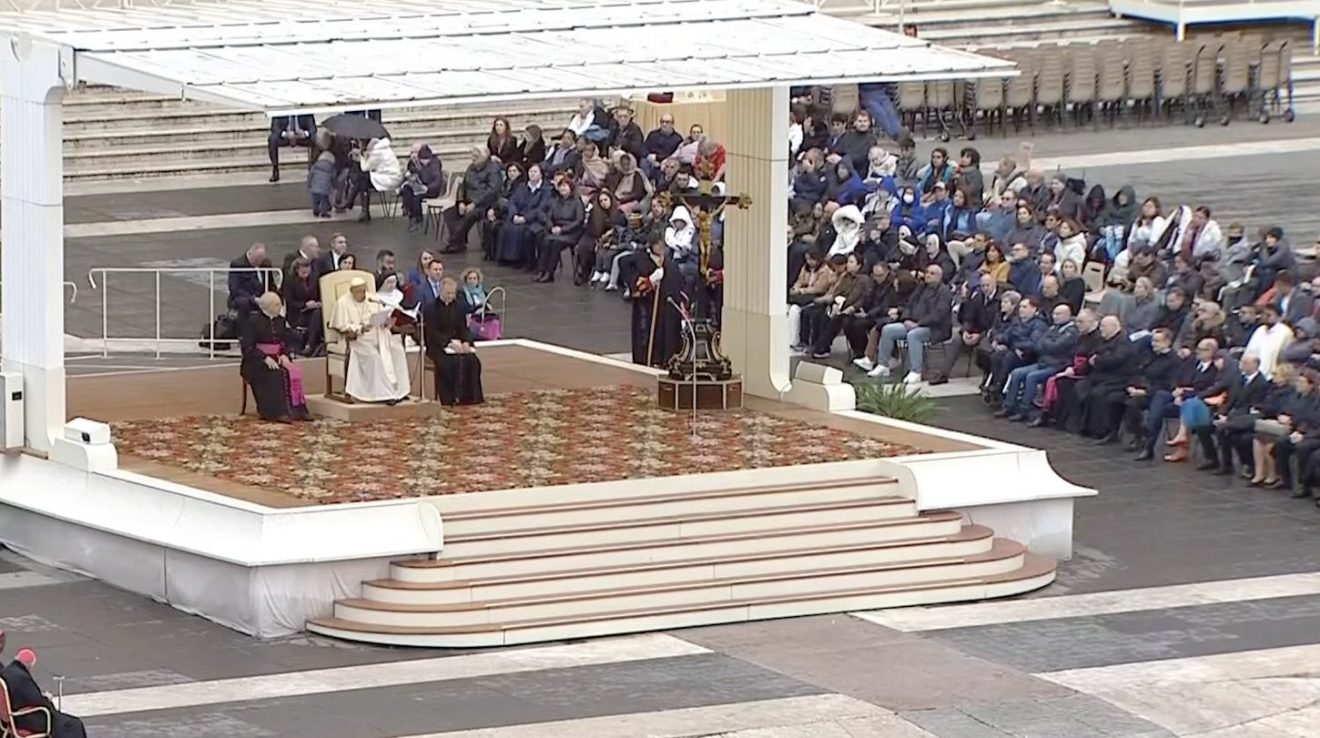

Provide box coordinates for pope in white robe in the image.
[330,278,410,402]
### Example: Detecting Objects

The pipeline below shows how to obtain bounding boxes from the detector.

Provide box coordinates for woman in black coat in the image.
[424,277,484,405]
[534,176,586,283]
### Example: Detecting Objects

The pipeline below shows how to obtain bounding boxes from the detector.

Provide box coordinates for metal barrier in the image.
[87,266,281,359]
[0,281,78,305]
[84,266,511,358]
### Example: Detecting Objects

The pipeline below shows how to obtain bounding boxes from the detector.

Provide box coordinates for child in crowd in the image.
[308,149,336,218]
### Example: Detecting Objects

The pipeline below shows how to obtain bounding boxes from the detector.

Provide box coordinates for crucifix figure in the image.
[658,159,752,321]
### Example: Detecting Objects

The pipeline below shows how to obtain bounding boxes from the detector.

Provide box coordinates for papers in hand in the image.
[370,303,419,328]
[649,267,665,285]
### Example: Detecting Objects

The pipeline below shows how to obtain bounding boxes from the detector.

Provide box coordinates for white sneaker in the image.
[853,357,875,371]
[903,371,922,384]
[867,364,890,378]
[593,271,606,283]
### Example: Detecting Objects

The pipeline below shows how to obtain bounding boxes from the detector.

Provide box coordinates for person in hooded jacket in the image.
[860,212,899,269]
[917,233,957,284]
[828,205,865,258]
[1092,185,1139,262]
[955,147,985,208]
[888,184,928,235]
[825,159,868,208]
[791,151,829,216]
[1054,219,1088,274]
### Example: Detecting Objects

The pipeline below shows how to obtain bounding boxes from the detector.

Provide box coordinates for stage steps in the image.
[307,476,1056,647]
[0,86,579,184]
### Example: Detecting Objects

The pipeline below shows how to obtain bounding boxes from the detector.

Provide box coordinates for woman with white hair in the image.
[240,292,311,422]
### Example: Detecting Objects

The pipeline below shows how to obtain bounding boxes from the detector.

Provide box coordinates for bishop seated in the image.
[329,276,411,404]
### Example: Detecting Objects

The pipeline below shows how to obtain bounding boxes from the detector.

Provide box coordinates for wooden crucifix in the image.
[657,159,753,286]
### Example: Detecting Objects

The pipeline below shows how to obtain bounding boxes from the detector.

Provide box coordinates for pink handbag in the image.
[467,314,502,341]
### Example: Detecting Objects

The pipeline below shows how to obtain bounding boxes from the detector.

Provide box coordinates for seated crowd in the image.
[437,99,727,291]
[786,105,1320,505]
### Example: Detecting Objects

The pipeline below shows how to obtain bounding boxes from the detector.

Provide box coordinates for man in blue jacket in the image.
[1007,242,1041,297]
[986,297,1046,406]
[999,303,1078,422]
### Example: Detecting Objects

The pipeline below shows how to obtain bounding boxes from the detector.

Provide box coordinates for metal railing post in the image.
[208,272,216,360]
[101,272,109,358]
[154,271,162,360]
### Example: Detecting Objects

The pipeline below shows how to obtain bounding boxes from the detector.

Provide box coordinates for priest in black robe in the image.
[239,292,311,422]
[630,239,685,368]
[424,277,485,406]
[1,648,87,738]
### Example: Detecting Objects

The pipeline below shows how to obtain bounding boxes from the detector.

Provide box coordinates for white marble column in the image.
[721,86,791,399]
[2,42,67,451]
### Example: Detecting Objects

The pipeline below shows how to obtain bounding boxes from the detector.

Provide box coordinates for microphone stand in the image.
[668,295,699,441]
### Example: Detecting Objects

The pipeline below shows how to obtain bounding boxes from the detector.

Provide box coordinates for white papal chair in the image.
[319,269,377,402]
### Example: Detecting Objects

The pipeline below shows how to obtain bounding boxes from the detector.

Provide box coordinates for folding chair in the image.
[1127,39,1158,125]
[1218,36,1256,125]
[1097,41,1128,126]
[1157,40,1191,123]
[1066,43,1098,128]
[971,71,1007,137]
[1004,49,1038,133]
[1034,44,1066,129]
[1189,40,1222,127]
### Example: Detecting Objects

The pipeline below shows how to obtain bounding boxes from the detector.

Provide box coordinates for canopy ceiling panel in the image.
[0,0,1015,114]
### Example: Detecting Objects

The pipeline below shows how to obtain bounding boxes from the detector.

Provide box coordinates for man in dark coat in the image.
[1123,328,1186,458]
[641,114,682,173]
[608,106,646,164]
[443,148,505,254]
[1,647,88,738]
[930,271,998,385]
[227,242,274,312]
[870,264,953,382]
[1197,352,1270,476]
[630,239,684,368]
[1000,303,1079,424]
[1083,315,1135,441]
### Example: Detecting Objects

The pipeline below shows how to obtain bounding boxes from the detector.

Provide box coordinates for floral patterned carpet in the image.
[112,385,919,504]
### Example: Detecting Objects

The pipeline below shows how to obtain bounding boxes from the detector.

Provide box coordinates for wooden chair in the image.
[0,676,52,738]
[318,269,377,402]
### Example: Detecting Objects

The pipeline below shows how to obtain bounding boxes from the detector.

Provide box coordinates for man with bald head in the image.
[1083,315,1135,442]
[283,234,322,280]
[227,241,273,312]
[868,264,953,384]
[1000,303,1077,425]
[1199,352,1270,476]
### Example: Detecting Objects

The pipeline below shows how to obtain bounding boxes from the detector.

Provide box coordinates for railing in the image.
[87,266,281,359]
[0,281,78,304]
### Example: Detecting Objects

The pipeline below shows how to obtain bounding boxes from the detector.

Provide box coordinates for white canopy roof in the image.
[0,0,1013,114]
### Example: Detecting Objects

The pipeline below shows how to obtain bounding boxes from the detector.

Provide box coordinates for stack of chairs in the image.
[913,33,1296,139]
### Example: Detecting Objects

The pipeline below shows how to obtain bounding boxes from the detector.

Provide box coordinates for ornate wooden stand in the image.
[657,376,743,410]
[656,317,742,411]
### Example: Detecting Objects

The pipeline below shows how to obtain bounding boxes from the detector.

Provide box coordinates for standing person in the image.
[424,278,485,406]
[629,239,685,368]
[308,147,336,218]
[240,292,311,422]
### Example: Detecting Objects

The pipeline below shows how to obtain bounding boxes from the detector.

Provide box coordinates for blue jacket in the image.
[1003,314,1047,356]
[1035,321,1080,370]
[942,205,976,242]
[922,199,950,235]
[307,154,335,196]
[825,163,868,207]
[889,197,929,235]
[977,209,1014,243]
[793,169,827,204]
[1008,259,1041,297]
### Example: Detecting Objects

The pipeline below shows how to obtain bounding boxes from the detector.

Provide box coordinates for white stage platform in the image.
[1109,0,1320,48]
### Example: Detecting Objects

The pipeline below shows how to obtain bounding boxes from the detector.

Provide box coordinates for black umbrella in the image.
[321,113,390,140]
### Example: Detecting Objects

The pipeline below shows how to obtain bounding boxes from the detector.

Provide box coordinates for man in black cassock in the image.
[0,644,87,738]
[239,292,312,422]
[630,239,685,368]
[424,277,485,406]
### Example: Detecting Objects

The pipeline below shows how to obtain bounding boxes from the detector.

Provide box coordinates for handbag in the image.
[467,313,502,341]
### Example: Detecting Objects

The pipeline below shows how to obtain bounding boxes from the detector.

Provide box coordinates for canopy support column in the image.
[2,42,67,451]
[722,86,792,400]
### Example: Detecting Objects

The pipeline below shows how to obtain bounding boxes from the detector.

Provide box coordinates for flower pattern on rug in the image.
[112,385,920,504]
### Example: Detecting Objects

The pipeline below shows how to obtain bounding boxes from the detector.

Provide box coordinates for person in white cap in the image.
[329,277,410,403]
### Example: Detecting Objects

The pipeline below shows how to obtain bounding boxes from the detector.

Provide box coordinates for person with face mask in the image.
[888,184,927,235]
